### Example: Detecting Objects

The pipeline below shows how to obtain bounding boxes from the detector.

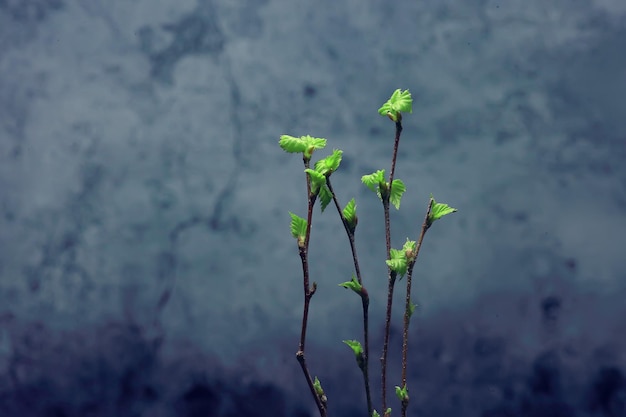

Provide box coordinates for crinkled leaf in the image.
[302,135,327,149]
[305,168,326,194]
[289,212,307,246]
[361,170,385,193]
[339,274,362,295]
[279,135,308,153]
[395,385,409,402]
[389,89,412,113]
[318,185,333,212]
[378,89,413,121]
[428,195,457,225]
[386,258,407,277]
[386,248,408,278]
[315,149,343,175]
[402,239,417,262]
[302,135,327,158]
[389,179,406,210]
[342,198,357,230]
[343,339,363,357]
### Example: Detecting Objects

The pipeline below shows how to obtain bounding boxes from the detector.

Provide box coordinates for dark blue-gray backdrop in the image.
[1,1,625,416]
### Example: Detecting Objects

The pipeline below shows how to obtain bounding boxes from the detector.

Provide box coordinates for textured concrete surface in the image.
[0,0,625,416]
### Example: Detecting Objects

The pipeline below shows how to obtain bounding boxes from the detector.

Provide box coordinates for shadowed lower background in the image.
[0,0,625,416]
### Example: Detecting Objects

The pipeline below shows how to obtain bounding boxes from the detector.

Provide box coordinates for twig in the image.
[296,156,327,417]
[327,179,372,416]
[400,198,434,417]
[381,119,403,412]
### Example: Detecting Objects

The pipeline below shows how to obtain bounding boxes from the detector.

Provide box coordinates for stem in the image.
[296,156,327,417]
[400,198,434,417]
[327,179,372,416]
[381,120,403,412]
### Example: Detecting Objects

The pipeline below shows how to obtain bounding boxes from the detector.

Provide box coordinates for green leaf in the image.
[318,184,333,212]
[389,179,406,210]
[343,339,365,369]
[386,248,408,278]
[314,149,343,176]
[386,258,406,277]
[279,135,307,153]
[372,411,380,417]
[395,385,409,402]
[428,195,457,226]
[402,239,417,264]
[313,376,324,396]
[343,339,363,356]
[408,300,417,318]
[342,198,357,231]
[361,170,385,193]
[378,89,413,121]
[339,274,362,295]
[389,89,413,113]
[302,135,327,149]
[305,168,326,194]
[289,212,307,247]
[302,135,327,158]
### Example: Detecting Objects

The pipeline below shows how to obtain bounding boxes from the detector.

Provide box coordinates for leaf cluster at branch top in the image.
[303,149,344,212]
[361,170,406,210]
[378,89,412,122]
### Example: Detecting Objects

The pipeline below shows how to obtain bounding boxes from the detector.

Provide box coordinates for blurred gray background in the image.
[1,0,625,416]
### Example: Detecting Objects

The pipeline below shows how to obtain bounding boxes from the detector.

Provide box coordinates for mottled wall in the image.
[0,0,625,416]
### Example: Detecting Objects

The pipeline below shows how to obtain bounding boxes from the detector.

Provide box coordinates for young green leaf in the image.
[428,195,457,226]
[339,274,362,295]
[389,89,413,113]
[304,168,326,195]
[342,198,357,231]
[386,248,408,278]
[389,179,406,210]
[372,411,380,417]
[402,239,417,261]
[313,376,325,396]
[395,385,409,402]
[302,135,327,158]
[314,149,343,176]
[378,89,413,121]
[289,212,307,247]
[302,135,327,149]
[343,339,365,370]
[343,339,363,357]
[408,300,417,318]
[361,170,385,193]
[279,135,308,153]
[318,184,333,212]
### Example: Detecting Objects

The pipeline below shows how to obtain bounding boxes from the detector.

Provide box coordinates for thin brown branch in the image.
[381,119,403,412]
[296,156,326,416]
[399,198,434,417]
[327,179,372,416]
